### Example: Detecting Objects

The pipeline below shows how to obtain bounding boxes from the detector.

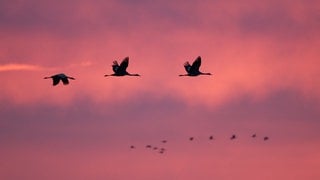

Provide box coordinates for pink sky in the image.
[1,0,320,180]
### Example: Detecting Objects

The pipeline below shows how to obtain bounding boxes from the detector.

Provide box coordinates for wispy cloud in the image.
[0,63,45,72]
[0,62,92,72]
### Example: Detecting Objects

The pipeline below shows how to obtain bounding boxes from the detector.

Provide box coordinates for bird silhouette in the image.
[209,136,214,140]
[230,134,236,140]
[146,145,152,148]
[130,145,135,149]
[104,57,140,77]
[179,56,212,76]
[161,140,167,143]
[189,137,194,141]
[252,134,257,138]
[159,148,166,154]
[264,136,269,141]
[44,73,75,86]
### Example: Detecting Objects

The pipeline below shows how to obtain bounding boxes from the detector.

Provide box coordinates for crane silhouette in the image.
[159,148,166,154]
[44,73,75,86]
[179,56,212,76]
[104,57,140,77]
[230,134,236,140]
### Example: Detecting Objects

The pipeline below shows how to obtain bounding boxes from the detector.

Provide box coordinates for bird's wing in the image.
[190,56,201,72]
[183,61,191,73]
[112,61,119,73]
[118,57,129,72]
[52,77,60,86]
[61,77,69,85]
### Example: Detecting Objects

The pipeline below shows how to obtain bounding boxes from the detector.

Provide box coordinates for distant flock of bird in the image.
[44,56,212,85]
[130,134,270,154]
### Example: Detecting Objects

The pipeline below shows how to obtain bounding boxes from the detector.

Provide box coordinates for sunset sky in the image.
[1,0,320,179]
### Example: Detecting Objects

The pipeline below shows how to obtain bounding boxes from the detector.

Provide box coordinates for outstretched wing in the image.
[118,57,129,72]
[61,77,69,85]
[112,61,119,73]
[183,61,191,73]
[190,56,201,72]
[52,76,60,86]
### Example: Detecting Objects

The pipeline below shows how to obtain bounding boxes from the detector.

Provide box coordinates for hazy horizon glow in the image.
[1,0,320,180]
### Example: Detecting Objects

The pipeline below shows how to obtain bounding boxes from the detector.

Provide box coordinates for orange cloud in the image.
[0,64,44,72]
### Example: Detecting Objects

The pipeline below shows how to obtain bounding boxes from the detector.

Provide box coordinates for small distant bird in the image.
[179,56,212,76]
[44,73,75,86]
[189,137,194,141]
[104,57,140,77]
[153,147,158,150]
[230,134,236,140]
[161,140,167,143]
[209,136,214,140]
[159,148,166,154]
[130,145,135,149]
[264,136,269,141]
[252,134,257,138]
[146,145,152,148]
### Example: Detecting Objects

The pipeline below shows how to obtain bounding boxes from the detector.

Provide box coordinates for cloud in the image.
[1,89,319,144]
[0,63,44,72]
[0,61,93,72]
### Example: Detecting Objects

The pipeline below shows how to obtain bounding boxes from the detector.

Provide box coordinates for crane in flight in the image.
[230,134,236,140]
[179,56,212,76]
[44,73,75,86]
[104,57,140,77]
